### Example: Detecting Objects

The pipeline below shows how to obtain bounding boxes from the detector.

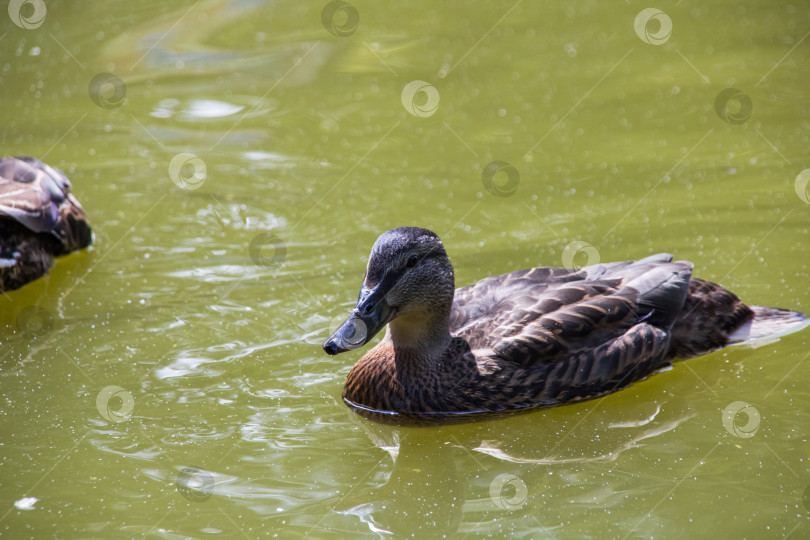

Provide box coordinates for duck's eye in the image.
[405,254,419,269]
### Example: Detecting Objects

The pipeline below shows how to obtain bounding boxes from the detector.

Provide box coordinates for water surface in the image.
[1,1,809,538]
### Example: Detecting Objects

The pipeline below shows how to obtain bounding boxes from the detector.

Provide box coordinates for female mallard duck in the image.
[324,227,807,424]
[0,157,92,292]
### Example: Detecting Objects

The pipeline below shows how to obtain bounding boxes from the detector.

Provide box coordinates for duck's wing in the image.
[450,255,693,367]
[0,157,64,232]
[0,157,92,253]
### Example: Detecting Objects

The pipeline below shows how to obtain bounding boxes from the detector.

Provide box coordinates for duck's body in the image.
[0,157,92,292]
[325,228,806,424]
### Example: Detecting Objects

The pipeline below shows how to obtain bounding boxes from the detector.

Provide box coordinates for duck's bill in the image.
[323,287,394,355]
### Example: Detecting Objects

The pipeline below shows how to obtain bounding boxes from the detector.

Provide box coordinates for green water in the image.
[2,0,809,537]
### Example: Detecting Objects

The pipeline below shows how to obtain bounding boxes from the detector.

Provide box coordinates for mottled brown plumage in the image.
[0,157,92,292]
[324,227,807,425]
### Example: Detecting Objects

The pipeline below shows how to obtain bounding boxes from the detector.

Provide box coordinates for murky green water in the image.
[2,0,809,537]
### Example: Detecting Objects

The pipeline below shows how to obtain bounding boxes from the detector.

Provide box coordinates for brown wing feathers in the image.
[447,260,695,407]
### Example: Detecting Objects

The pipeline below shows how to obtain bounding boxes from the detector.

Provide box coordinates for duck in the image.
[0,157,93,292]
[323,227,808,425]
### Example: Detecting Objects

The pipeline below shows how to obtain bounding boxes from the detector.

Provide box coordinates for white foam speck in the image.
[14,497,37,510]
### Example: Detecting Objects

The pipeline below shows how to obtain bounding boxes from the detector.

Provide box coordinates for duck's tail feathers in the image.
[669,278,758,359]
[727,306,809,347]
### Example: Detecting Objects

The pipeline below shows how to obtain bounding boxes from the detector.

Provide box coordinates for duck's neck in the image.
[383,307,453,365]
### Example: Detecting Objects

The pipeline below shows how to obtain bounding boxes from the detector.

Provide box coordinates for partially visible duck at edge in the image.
[0,157,93,292]
[324,227,808,425]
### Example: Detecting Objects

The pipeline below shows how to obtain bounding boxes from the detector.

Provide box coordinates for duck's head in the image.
[323,227,455,355]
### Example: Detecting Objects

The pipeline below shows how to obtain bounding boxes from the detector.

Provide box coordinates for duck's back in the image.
[446,255,780,410]
[442,257,683,405]
[0,157,92,292]
[450,255,690,356]
[449,254,807,404]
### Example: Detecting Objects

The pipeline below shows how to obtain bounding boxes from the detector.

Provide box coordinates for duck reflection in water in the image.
[332,395,697,536]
